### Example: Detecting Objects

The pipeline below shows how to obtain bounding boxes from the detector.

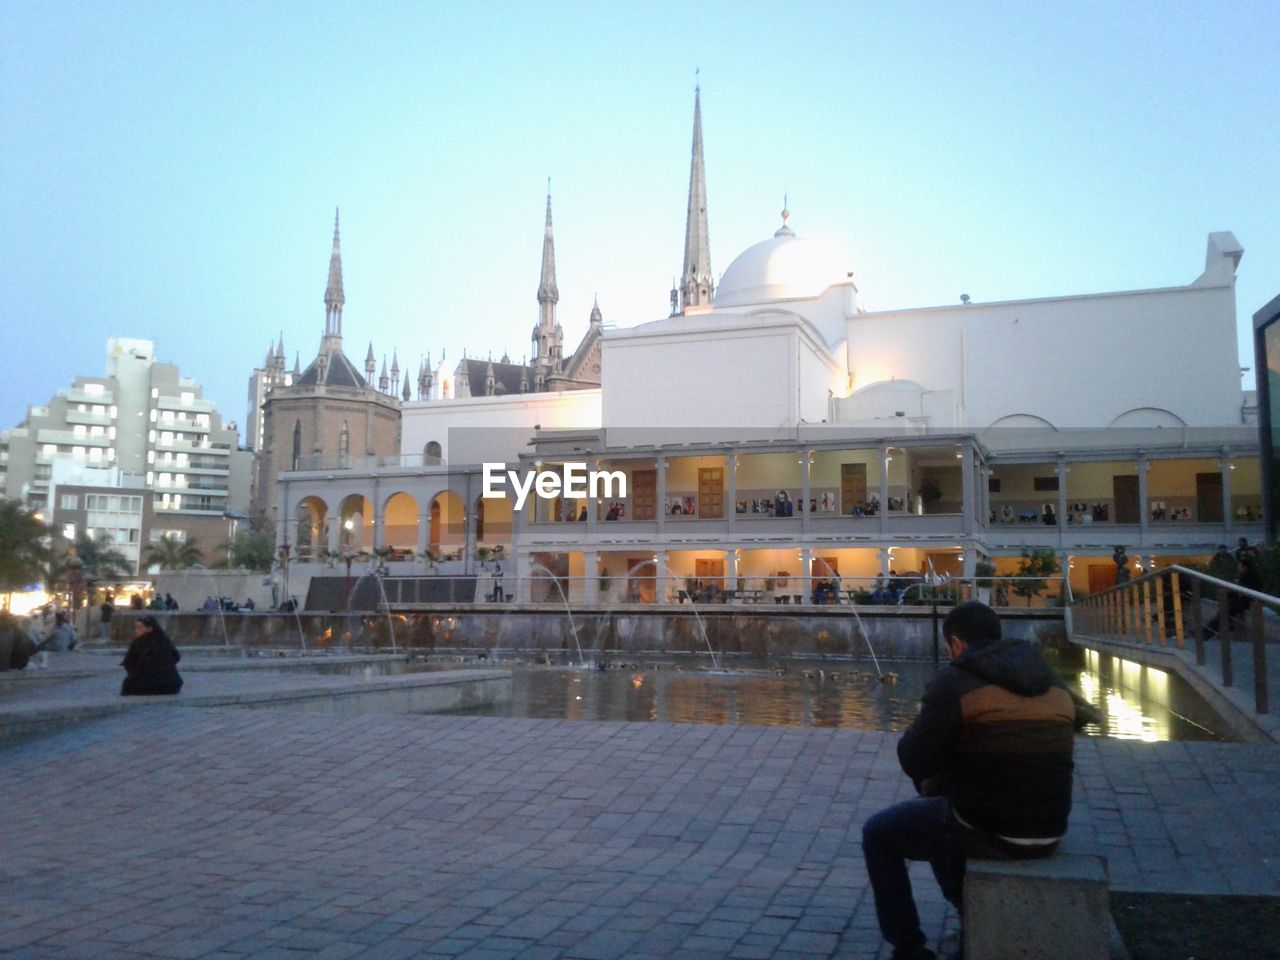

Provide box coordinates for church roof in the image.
[457,358,532,397]
[295,347,368,389]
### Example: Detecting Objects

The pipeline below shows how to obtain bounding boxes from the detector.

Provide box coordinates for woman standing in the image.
[120,616,183,696]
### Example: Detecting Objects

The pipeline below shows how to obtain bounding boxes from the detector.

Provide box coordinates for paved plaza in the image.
[2,677,1279,960]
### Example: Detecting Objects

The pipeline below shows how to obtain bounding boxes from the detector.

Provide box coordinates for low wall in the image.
[100,607,1062,661]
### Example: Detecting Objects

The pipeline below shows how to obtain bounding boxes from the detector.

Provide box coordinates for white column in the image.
[656,457,667,538]
[515,550,533,604]
[961,443,975,537]
[584,550,599,604]
[726,549,738,594]
[416,511,430,560]
[800,449,812,532]
[800,547,813,604]
[1221,452,1234,533]
[1137,458,1149,547]
[879,448,890,535]
[655,549,669,603]
[726,455,737,535]
[1056,458,1068,544]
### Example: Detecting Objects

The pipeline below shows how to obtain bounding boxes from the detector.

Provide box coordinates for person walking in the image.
[861,601,1098,959]
[99,594,115,642]
[120,616,183,696]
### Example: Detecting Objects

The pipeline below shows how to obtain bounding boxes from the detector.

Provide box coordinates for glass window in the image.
[60,494,78,510]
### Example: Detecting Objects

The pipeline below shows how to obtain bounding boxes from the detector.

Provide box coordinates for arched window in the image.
[424,441,442,464]
[291,421,302,471]
[338,421,349,464]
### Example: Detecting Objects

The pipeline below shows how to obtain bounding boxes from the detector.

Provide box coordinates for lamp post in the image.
[277,539,292,610]
[341,544,356,609]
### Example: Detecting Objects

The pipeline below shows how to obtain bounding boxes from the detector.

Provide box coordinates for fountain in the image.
[809,557,884,679]
[527,561,586,666]
[650,560,719,671]
[346,569,398,654]
[172,565,231,648]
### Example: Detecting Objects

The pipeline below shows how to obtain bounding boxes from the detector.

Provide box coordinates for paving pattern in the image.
[2,700,1278,960]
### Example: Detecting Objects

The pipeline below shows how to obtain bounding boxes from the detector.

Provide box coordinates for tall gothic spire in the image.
[323,208,345,345]
[679,83,712,313]
[537,183,558,305]
[533,182,562,382]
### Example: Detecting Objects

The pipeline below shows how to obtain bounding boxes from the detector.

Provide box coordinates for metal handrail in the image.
[1068,563,1272,715]
[1084,563,1278,608]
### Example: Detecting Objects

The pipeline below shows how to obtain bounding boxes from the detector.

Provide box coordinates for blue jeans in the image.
[862,796,965,952]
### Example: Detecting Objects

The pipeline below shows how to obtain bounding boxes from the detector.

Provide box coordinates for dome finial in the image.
[775,194,795,237]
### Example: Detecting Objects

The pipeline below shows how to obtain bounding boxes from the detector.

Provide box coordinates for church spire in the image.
[323,208,345,346]
[533,182,561,385]
[679,82,712,313]
[680,83,711,313]
[537,182,558,306]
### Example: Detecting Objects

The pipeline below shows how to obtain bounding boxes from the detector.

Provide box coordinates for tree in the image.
[141,535,203,571]
[1012,548,1060,607]
[72,532,132,580]
[215,531,274,572]
[0,498,50,606]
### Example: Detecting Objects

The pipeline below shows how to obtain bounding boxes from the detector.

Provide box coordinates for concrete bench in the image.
[963,844,1109,960]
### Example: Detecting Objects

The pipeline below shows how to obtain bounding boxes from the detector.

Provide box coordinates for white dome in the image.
[714,222,852,307]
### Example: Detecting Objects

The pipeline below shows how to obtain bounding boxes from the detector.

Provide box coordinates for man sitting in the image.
[861,601,1098,959]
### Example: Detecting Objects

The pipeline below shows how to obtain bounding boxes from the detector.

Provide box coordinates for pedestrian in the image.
[36,611,78,668]
[861,601,1099,959]
[165,593,179,610]
[99,594,115,642]
[1204,556,1263,639]
[120,615,183,696]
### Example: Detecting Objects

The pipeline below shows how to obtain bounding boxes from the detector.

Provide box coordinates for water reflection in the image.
[1064,649,1224,742]
[439,652,1227,742]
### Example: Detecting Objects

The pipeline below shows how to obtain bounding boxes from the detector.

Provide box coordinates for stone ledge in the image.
[964,851,1110,960]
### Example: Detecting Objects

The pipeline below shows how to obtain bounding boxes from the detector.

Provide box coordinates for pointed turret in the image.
[365,342,376,378]
[679,85,712,313]
[485,361,496,396]
[292,352,300,376]
[590,295,602,327]
[323,208,345,347]
[390,351,400,389]
[537,186,558,305]
[275,332,285,361]
[418,356,432,400]
[401,376,411,402]
[379,356,389,394]
[532,184,564,386]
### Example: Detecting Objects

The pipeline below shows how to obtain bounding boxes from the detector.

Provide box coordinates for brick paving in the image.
[2,701,1279,959]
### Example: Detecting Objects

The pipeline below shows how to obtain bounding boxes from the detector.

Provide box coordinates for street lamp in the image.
[341,544,357,609]
[277,539,292,610]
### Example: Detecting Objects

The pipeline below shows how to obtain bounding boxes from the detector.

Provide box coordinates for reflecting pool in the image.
[434,648,1229,741]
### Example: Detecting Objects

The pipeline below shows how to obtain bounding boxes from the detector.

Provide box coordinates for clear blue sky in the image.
[2,1,1277,433]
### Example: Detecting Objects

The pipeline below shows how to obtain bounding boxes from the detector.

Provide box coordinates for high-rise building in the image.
[0,338,253,570]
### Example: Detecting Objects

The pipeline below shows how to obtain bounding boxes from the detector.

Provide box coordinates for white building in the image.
[1,338,254,570]
[269,89,1258,608]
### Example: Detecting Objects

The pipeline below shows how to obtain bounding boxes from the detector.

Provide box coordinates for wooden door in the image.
[698,467,724,519]
[841,463,867,513]
[631,469,657,520]
[1196,472,1223,523]
[1087,564,1117,594]
[695,558,725,589]
[1113,475,1139,524]
[627,557,655,603]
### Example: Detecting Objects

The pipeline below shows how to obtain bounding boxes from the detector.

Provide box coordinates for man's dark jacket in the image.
[898,638,1091,840]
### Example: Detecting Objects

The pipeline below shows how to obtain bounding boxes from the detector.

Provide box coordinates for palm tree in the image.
[0,498,50,607]
[214,531,274,572]
[141,535,203,571]
[72,532,133,580]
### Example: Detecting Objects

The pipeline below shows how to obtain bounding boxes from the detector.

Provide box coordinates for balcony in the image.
[66,387,114,405]
[36,429,111,447]
[153,395,215,414]
[65,410,114,427]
